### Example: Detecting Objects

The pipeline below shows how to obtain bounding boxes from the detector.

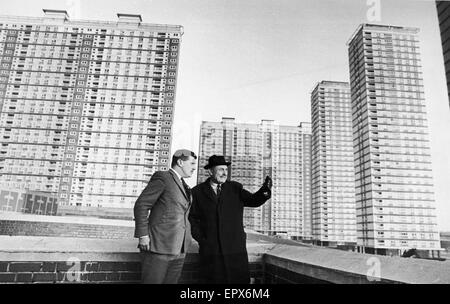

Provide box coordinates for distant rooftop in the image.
[318,80,350,86]
[347,23,420,45]
[0,9,183,34]
[361,23,420,33]
[201,117,313,129]
[311,80,350,94]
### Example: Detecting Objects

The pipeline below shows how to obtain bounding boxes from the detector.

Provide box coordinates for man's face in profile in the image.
[180,156,197,178]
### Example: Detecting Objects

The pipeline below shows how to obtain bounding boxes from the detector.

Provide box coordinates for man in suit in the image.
[134,149,197,284]
[189,155,272,284]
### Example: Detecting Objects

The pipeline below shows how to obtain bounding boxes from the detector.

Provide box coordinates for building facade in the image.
[436,1,450,107]
[198,118,312,240]
[300,122,313,241]
[311,81,357,247]
[348,24,441,254]
[0,10,183,216]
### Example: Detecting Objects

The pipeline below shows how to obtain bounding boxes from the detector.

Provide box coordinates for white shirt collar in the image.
[209,180,223,191]
[170,168,183,181]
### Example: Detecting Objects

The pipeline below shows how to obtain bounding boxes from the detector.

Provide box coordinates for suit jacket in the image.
[133,170,192,255]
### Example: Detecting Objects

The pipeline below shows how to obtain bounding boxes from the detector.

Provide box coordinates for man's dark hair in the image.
[171,149,197,168]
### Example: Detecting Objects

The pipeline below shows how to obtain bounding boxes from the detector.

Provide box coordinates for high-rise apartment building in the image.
[198,118,312,240]
[0,10,183,215]
[348,24,441,255]
[311,81,357,247]
[300,122,313,241]
[436,1,450,107]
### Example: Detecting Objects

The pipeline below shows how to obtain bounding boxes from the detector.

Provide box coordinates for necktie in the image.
[216,184,222,197]
[181,178,191,201]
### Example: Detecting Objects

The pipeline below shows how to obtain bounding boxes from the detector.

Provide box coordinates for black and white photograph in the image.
[0,0,449,292]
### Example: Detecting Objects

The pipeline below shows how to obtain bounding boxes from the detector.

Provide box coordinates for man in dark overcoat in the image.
[189,155,272,284]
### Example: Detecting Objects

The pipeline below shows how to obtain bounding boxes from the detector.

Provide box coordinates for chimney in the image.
[117,13,142,26]
[43,9,69,22]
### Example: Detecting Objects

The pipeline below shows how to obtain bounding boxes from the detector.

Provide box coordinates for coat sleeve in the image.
[188,191,206,244]
[133,171,165,238]
[239,182,271,208]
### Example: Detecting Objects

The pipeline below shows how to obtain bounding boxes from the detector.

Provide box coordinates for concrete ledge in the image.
[0,235,140,256]
[0,235,192,253]
[0,212,134,226]
[264,244,450,284]
[0,252,141,263]
[0,212,135,239]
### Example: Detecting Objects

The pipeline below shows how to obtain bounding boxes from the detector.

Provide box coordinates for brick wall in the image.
[0,254,263,284]
[0,220,134,239]
[0,261,141,283]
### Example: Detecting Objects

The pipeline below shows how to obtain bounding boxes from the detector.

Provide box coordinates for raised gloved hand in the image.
[261,176,272,197]
[263,176,272,190]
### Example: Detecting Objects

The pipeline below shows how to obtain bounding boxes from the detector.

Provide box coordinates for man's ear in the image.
[208,169,214,176]
[177,158,184,167]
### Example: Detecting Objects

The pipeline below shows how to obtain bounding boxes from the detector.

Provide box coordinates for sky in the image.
[2,0,450,231]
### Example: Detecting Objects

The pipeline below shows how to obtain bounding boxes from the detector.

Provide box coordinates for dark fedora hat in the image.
[204,155,231,169]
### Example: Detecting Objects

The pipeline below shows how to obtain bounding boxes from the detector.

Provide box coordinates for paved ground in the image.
[0,235,138,253]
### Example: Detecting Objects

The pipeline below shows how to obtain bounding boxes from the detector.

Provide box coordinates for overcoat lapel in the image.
[200,178,219,204]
